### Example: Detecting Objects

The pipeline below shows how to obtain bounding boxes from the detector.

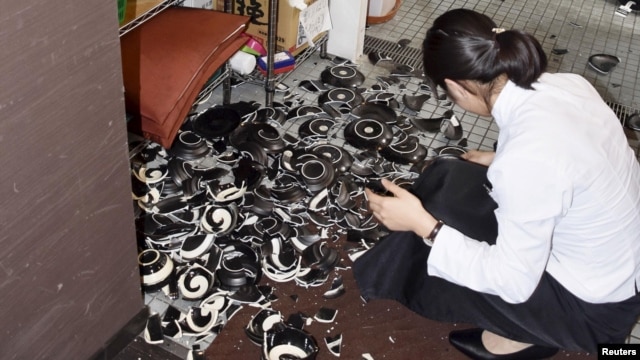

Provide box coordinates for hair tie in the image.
[492,27,506,34]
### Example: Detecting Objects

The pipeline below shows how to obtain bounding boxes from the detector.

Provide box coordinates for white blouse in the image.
[427,73,640,304]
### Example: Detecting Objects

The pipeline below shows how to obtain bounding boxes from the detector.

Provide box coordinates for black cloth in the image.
[353,157,640,352]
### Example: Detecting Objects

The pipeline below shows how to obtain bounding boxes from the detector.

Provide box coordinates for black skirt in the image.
[353,157,640,352]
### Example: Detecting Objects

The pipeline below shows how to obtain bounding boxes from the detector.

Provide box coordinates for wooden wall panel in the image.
[0,0,144,359]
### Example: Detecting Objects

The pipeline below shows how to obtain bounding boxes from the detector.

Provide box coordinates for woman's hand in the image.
[461,150,495,166]
[365,178,437,238]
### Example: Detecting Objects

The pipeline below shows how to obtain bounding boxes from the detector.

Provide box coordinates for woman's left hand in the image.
[365,178,437,237]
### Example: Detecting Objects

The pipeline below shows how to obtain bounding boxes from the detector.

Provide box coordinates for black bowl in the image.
[262,325,319,360]
[246,308,282,345]
[351,102,398,125]
[298,157,336,193]
[192,106,242,140]
[170,131,210,160]
[588,54,621,74]
[138,249,175,292]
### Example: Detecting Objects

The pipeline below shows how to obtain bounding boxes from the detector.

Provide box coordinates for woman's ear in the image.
[444,79,467,99]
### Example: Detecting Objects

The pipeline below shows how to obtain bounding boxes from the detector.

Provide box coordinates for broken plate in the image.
[313,307,338,323]
[588,54,621,74]
[626,113,640,131]
[286,105,326,121]
[439,110,464,140]
[144,313,164,344]
[298,117,336,139]
[402,93,431,111]
[380,134,428,164]
[434,145,467,158]
[245,308,282,345]
[367,51,392,65]
[351,102,398,124]
[263,325,319,360]
[177,263,214,301]
[324,333,343,357]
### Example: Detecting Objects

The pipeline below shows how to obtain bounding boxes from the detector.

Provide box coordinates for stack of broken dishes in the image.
[130,57,470,355]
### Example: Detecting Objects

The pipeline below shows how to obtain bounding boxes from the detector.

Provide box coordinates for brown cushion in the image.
[120,7,249,148]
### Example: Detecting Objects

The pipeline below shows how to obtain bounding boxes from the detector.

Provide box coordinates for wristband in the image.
[422,220,444,246]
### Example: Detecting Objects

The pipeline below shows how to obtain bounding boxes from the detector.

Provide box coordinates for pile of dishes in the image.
[130,60,469,355]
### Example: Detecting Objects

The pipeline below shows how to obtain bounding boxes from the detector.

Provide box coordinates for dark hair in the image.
[422,8,547,93]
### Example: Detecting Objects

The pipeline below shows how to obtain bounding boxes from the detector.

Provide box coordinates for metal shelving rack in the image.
[118,0,186,37]
[193,0,329,107]
[243,33,328,88]
[262,0,328,107]
[118,0,328,107]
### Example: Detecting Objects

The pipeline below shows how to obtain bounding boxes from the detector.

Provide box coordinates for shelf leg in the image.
[265,0,278,107]
[222,0,233,105]
[222,62,232,105]
[320,39,328,59]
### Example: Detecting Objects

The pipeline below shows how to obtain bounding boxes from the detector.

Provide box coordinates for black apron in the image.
[353,156,497,313]
[353,156,640,352]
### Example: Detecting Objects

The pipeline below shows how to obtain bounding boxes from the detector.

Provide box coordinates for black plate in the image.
[298,118,336,139]
[311,144,353,173]
[344,118,394,150]
[320,65,365,88]
[317,88,364,108]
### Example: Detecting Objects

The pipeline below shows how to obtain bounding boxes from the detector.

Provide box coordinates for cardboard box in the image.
[227,0,329,56]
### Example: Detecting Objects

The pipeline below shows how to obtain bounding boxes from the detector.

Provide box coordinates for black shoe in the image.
[449,328,559,360]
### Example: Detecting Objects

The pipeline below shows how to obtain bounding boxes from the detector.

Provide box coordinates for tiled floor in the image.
[137,0,640,357]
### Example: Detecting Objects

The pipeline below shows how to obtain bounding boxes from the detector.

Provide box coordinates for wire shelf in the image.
[119,0,185,37]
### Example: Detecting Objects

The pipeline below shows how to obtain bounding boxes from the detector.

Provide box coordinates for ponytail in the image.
[493,30,547,89]
[423,9,547,92]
